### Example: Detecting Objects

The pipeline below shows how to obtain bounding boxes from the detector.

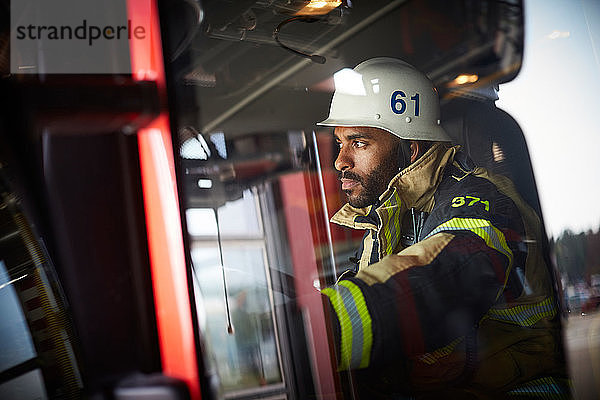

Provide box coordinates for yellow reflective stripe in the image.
[486,297,557,327]
[424,217,513,299]
[321,287,353,370]
[387,204,395,254]
[322,281,373,370]
[383,217,393,254]
[418,336,464,365]
[338,280,373,368]
[378,189,402,256]
[391,190,402,253]
[389,204,401,254]
[426,217,512,263]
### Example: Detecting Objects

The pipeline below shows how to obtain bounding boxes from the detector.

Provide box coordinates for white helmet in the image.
[317,57,450,142]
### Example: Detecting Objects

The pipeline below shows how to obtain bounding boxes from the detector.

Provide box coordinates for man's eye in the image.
[354,141,366,148]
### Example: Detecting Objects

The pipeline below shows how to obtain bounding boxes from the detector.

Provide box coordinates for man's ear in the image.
[410,141,420,163]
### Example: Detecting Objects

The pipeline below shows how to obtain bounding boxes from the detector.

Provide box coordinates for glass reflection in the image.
[0,260,37,372]
[187,191,283,394]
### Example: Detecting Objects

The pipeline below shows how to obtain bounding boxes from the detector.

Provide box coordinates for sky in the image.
[496,0,600,238]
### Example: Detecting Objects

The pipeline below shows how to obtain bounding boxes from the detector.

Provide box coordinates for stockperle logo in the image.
[11,0,149,74]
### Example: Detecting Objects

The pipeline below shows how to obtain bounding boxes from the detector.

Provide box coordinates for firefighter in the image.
[318,58,570,398]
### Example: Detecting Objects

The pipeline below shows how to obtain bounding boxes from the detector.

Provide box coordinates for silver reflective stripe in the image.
[487,297,557,327]
[338,284,365,368]
[507,376,572,398]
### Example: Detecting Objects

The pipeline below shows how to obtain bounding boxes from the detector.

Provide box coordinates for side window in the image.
[186,190,283,394]
[180,129,327,399]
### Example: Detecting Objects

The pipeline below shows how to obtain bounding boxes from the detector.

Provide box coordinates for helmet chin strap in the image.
[397,140,412,171]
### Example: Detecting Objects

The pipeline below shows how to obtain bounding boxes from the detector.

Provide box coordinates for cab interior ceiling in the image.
[172,0,524,138]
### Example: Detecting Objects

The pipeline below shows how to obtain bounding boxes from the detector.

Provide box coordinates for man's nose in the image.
[334,147,353,171]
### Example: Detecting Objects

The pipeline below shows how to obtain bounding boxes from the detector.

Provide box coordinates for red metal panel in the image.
[279,172,340,399]
[126,0,201,398]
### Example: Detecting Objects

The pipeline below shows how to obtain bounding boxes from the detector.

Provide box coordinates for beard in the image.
[340,152,400,208]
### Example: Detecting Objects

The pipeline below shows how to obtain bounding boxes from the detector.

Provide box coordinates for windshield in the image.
[160,0,598,398]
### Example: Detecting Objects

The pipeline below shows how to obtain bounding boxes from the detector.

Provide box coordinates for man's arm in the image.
[322,229,512,371]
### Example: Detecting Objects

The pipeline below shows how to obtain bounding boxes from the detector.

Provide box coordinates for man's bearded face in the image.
[334,127,401,208]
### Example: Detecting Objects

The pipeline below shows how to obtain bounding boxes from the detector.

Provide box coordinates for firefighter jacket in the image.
[321,143,569,398]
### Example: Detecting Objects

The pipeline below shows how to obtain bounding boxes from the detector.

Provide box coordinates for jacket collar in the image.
[330,143,458,230]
